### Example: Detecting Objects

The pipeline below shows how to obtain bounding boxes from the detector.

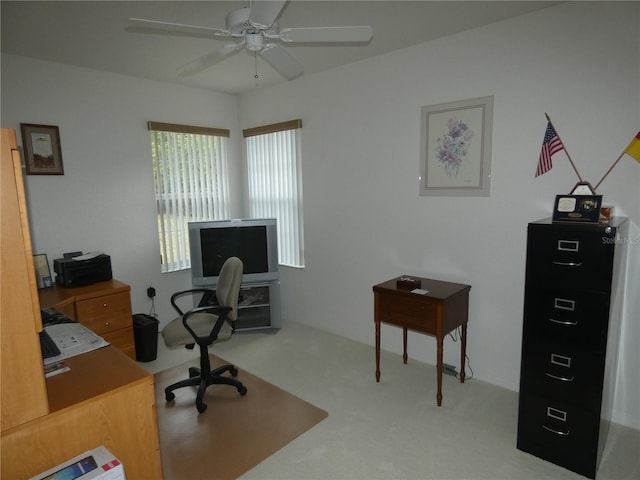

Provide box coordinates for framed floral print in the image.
[420,96,493,197]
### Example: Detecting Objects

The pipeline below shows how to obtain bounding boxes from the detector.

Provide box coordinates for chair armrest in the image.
[189,304,232,317]
[170,288,216,316]
[181,305,234,345]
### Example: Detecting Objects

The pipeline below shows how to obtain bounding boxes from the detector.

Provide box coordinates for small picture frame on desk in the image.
[33,253,53,289]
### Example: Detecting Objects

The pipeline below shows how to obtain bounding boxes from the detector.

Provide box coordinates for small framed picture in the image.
[33,253,53,289]
[20,123,64,175]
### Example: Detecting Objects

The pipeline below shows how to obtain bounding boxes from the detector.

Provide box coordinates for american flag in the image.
[535,122,564,177]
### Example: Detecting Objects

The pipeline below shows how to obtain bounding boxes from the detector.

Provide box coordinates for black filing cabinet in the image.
[517,217,628,479]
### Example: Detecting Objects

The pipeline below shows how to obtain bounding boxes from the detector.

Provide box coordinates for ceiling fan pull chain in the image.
[254,52,259,80]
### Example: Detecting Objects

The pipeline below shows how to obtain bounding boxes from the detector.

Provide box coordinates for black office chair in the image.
[161,256,247,413]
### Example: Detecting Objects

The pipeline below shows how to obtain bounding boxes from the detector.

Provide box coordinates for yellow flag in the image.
[624,131,640,162]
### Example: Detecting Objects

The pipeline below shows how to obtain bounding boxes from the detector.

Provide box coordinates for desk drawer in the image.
[102,327,135,359]
[378,295,437,333]
[76,291,132,335]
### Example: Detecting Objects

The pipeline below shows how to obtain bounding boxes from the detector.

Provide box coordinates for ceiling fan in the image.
[128,0,373,80]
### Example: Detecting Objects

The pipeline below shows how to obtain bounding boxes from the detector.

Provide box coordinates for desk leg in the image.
[460,322,467,383]
[375,320,381,382]
[436,335,443,406]
[403,328,408,364]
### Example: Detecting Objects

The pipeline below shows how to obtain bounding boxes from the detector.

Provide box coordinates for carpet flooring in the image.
[154,354,328,480]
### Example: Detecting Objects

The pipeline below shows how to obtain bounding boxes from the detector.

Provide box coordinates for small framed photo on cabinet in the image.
[33,253,53,289]
[20,123,64,175]
[552,195,602,223]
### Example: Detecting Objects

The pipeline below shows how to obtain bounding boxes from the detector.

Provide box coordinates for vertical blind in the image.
[149,122,230,272]
[244,120,304,268]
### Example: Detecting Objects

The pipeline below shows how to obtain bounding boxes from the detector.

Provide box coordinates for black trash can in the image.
[132,314,159,362]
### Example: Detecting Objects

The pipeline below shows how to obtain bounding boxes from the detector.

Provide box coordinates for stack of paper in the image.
[43,323,109,365]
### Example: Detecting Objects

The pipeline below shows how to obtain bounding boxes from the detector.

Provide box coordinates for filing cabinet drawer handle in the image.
[549,318,578,326]
[550,353,571,368]
[543,425,570,436]
[552,260,583,267]
[557,240,579,252]
[546,406,567,422]
[553,298,575,311]
[546,372,575,382]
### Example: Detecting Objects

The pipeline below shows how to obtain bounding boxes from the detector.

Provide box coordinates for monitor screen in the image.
[201,225,268,276]
[189,218,278,286]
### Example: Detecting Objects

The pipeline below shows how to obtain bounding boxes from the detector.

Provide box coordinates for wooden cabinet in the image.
[39,280,136,359]
[0,128,49,431]
[517,217,628,479]
[1,128,162,478]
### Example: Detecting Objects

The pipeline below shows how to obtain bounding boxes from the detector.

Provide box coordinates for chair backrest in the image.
[215,256,243,322]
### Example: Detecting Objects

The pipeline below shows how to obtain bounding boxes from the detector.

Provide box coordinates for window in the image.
[243,119,304,268]
[148,121,230,273]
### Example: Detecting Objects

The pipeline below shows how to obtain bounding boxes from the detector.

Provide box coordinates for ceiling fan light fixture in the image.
[245,33,264,51]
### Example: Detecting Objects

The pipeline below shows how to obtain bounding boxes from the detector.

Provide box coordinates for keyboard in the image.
[39,330,61,359]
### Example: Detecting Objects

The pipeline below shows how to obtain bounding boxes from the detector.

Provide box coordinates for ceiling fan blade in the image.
[248,0,287,29]
[279,26,373,43]
[128,18,229,38]
[260,44,303,80]
[177,43,243,76]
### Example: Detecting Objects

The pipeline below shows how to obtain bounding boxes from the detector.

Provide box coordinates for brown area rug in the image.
[155,355,328,480]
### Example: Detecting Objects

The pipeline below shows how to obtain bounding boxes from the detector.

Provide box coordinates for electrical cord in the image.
[149,297,157,318]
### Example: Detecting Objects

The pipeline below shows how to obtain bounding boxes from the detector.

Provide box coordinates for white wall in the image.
[237,1,640,428]
[0,55,242,319]
[1,2,638,428]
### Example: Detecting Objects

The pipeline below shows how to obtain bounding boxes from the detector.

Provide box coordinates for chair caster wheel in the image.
[230,366,238,377]
[238,385,247,395]
[197,403,207,413]
[166,391,175,402]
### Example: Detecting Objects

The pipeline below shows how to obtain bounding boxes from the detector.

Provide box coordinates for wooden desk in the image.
[1,346,163,479]
[373,276,471,406]
[39,280,136,359]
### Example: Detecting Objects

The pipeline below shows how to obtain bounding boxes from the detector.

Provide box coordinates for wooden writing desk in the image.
[1,346,163,479]
[373,276,471,406]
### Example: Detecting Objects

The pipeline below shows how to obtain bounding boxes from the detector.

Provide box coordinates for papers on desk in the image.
[44,360,70,378]
[43,323,110,366]
[411,288,430,295]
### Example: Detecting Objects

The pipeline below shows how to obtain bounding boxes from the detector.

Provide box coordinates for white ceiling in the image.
[1,1,557,95]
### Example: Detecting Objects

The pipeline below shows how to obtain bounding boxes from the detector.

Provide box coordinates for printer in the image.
[54,254,112,288]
